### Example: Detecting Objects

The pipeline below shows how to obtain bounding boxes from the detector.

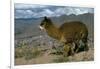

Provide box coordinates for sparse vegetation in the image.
[53,56,69,63]
[15,13,94,65]
[15,42,42,60]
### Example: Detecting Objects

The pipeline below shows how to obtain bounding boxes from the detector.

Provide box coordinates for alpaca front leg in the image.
[63,43,71,57]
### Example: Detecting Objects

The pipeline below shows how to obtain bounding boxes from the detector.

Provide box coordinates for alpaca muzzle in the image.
[39,26,45,31]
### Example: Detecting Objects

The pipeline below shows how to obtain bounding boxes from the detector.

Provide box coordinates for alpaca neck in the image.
[46,24,61,40]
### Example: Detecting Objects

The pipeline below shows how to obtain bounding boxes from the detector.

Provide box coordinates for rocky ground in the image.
[15,34,94,65]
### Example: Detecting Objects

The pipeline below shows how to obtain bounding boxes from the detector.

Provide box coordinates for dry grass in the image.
[15,40,94,65]
[15,45,42,60]
[53,56,69,63]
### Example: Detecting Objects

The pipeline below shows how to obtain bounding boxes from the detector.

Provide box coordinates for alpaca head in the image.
[39,16,53,31]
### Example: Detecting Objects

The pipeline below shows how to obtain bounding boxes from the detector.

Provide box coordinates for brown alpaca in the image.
[39,16,89,57]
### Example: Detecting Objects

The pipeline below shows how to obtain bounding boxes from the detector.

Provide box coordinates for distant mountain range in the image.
[15,13,94,39]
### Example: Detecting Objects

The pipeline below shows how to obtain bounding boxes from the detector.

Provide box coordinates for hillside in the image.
[15,13,94,65]
[15,13,94,39]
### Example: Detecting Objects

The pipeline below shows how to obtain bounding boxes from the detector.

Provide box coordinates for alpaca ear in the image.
[44,16,48,20]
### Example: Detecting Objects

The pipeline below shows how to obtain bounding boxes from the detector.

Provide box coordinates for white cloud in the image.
[15,3,47,9]
[15,4,94,18]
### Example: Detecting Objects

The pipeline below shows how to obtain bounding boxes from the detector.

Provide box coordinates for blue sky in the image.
[15,3,94,19]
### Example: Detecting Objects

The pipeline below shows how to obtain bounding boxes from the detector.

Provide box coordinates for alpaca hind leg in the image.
[82,38,89,51]
[74,40,80,53]
[71,42,76,55]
